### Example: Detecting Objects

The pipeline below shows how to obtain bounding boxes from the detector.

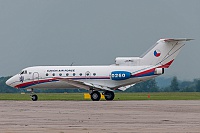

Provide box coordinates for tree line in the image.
[126,76,200,92]
[0,76,200,93]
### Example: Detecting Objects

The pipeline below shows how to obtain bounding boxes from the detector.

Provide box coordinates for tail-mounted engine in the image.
[154,68,164,75]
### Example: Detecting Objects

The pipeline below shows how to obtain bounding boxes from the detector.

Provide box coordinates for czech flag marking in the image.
[154,50,161,57]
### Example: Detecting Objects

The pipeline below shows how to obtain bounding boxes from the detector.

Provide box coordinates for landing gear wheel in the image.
[104,91,115,101]
[31,94,38,101]
[90,91,101,101]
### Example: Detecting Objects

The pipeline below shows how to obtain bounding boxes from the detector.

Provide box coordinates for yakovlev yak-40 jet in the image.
[6,38,193,101]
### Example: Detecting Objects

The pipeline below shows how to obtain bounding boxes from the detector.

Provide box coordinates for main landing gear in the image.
[104,91,115,101]
[27,88,38,101]
[90,91,101,101]
[90,90,115,101]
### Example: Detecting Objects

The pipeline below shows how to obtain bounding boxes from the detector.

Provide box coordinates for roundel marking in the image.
[154,50,161,57]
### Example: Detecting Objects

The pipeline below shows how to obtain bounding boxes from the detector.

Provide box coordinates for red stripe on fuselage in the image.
[14,76,111,88]
[158,60,174,68]
[133,68,155,77]
[14,78,59,88]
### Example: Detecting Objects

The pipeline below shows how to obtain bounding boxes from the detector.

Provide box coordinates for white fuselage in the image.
[6,65,159,90]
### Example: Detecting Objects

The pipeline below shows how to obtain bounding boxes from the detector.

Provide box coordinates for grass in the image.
[115,92,200,100]
[0,92,200,101]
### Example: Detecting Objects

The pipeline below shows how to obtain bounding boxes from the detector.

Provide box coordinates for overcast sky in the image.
[0,0,199,80]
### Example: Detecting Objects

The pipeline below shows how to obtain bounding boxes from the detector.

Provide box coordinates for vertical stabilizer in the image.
[140,38,193,68]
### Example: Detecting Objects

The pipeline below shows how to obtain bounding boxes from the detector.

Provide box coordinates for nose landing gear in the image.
[27,88,38,101]
[31,94,38,101]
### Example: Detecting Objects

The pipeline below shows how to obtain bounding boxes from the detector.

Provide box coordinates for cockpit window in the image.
[20,70,27,75]
[20,71,24,75]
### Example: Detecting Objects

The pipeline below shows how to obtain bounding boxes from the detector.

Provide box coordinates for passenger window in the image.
[79,73,82,76]
[93,73,96,76]
[52,73,55,76]
[59,73,62,76]
[46,73,49,76]
[66,73,69,76]
[73,73,76,76]
[24,70,27,74]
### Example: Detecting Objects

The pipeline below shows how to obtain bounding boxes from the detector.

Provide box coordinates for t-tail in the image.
[115,38,193,67]
[140,38,193,68]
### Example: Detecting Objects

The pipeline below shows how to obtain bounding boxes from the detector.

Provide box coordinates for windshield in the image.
[19,70,27,75]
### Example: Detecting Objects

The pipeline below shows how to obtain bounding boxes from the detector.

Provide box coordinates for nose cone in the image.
[6,77,14,87]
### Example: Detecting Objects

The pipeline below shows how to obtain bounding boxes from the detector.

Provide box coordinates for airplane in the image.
[6,38,193,101]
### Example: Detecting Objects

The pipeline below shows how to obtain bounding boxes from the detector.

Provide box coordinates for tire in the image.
[104,91,115,101]
[90,91,101,101]
[32,94,38,101]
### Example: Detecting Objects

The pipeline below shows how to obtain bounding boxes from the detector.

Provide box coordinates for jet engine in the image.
[154,68,164,75]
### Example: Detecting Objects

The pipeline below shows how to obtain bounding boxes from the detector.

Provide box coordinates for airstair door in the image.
[33,72,39,84]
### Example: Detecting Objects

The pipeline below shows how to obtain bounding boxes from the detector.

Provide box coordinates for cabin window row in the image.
[46,73,97,77]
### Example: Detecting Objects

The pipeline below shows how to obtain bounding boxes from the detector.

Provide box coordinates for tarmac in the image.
[0,100,200,133]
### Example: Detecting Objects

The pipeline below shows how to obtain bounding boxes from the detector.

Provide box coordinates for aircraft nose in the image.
[6,77,14,87]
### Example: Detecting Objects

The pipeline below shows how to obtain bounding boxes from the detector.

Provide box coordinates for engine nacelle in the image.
[110,71,131,80]
[154,68,164,75]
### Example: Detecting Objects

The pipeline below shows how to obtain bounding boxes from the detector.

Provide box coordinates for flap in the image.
[118,84,135,91]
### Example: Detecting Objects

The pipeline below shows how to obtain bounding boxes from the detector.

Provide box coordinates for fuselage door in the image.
[33,72,39,84]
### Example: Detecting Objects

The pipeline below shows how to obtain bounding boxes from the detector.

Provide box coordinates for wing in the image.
[59,78,113,91]
[117,84,135,91]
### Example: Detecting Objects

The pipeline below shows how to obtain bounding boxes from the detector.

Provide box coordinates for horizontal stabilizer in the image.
[164,38,194,42]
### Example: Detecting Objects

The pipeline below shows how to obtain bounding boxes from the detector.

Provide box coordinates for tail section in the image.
[114,38,193,67]
[140,38,193,68]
